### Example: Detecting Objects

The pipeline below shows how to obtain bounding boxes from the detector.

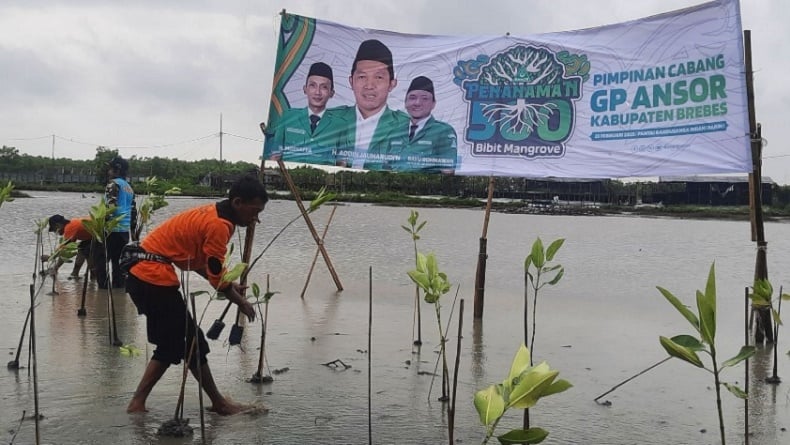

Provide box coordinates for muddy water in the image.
[1,191,789,444]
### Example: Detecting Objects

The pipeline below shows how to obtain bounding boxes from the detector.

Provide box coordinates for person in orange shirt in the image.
[125,174,267,416]
[44,214,94,279]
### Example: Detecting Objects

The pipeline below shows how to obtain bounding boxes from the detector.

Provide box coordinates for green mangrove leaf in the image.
[401,225,411,233]
[545,238,564,261]
[721,345,756,368]
[426,253,438,277]
[723,382,748,399]
[750,278,772,306]
[659,336,705,368]
[524,255,533,271]
[508,362,559,409]
[781,293,790,302]
[696,290,716,345]
[670,334,705,351]
[190,290,210,298]
[407,210,418,227]
[771,308,782,327]
[530,238,545,269]
[222,262,247,284]
[251,282,260,298]
[262,291,277,303]
[507,343,531,384]
[308,186,336,212]
[541,378,573,397]
[497,427,549,444]
[546,268,564,286]
[656,286,700,331]
[119,344,141,357]
[416,220,427,233]
[407,270,430,290]
[474,385,505,426]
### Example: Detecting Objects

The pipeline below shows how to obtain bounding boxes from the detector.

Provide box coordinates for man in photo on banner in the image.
[334,39,409,170]
[393,75,458,174]
[266,62,343,166]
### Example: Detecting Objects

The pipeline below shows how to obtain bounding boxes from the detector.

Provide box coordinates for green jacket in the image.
[333,106,411,171]
[265,107,344,166]
[391,116,458,173]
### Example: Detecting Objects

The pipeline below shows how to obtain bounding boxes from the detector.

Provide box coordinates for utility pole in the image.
[219,113,224,191]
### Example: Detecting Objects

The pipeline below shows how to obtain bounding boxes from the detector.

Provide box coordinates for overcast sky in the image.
[1,0,787,183]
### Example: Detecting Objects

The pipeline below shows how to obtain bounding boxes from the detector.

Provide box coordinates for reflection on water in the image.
[2,192,790,444]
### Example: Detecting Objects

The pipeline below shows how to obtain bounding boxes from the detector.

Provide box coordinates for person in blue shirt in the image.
[96,155,136,289]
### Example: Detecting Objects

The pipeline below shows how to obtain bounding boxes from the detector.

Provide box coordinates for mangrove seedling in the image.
[82,198,125,345]
[474,343,571,445]
[657,262,756,445]
[408,252,452,401]
[524,237,565,362]
[748,278,789,383]
[134,176,181,240]
[249,282,278,383]
[0,180,14,208]
[402,209,427,346]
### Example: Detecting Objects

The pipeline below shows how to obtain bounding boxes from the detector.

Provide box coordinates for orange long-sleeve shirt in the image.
[64,218,92,242]
[129,202,236,290]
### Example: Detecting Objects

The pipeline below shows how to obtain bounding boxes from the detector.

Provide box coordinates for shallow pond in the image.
[1,191,789,444]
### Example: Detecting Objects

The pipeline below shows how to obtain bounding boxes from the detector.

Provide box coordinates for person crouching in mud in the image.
[125,174,267,415]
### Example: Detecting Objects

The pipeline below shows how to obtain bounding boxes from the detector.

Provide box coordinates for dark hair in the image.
[228,174,268,204]
[108,156,129,176]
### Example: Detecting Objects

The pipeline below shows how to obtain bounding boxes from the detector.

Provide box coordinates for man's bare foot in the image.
[127,401,148,413]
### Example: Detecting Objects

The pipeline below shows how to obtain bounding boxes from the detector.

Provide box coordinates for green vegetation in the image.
[474,343,571,444]
[657,263,756,445]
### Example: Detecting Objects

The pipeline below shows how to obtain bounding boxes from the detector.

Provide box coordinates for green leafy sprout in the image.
[657,262,756,445]
[474,343,571,444]
[0,181,14,208]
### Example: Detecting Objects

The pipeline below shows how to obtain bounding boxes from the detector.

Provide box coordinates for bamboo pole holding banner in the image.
[258,121,343,292]
[276,158,344,291]
[744,30,773,344]
[301,205,337,299]
[473,176,495,319]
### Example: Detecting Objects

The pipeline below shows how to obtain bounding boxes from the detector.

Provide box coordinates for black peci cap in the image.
[407,76,434,95]
[352,39,393,75]
[48,214,68,232]
[307,62,333,83]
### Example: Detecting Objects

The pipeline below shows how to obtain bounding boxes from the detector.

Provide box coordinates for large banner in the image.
[263,0,750,179]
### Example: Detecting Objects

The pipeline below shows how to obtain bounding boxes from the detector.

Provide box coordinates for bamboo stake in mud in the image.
[744,29,773,344]
[77,260,89,316]
[29,284,41,445]
[449,299,464,445]
[473,176,495,319]
[8,307,30,369]
[367,266,373,445]
[276,158,343,291]
[744,287,750,445]
[251,274,272,383]
[189,294,206,443]
[300,205,337,299]
[767,285,783,384]
[593,357,672,404]
[108,287,122,346]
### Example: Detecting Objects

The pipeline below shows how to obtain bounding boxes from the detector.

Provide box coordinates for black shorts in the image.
[77,240,91,257]
[126,274,210,366]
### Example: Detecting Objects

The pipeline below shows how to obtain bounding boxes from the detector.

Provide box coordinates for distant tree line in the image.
[2,144,788,208]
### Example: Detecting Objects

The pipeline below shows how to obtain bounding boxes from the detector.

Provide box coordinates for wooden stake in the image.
[473,176,495,319]
[277,158,343,291]
[300,205,337,299]
[744,29,773,343]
